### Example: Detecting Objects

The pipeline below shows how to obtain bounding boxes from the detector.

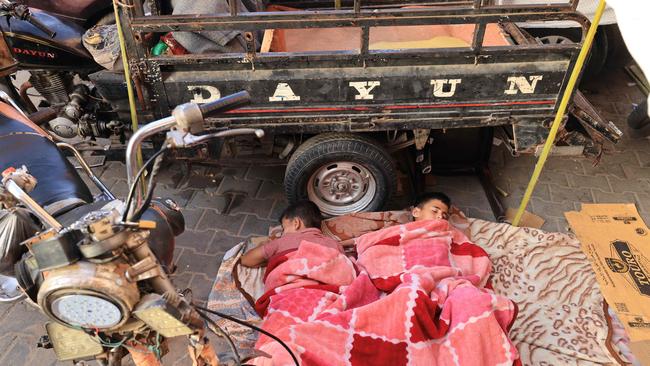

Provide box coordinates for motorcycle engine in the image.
[29,71,71,105]
[28,71,125,141]
[14,203,195,362]
[17,209,139,329]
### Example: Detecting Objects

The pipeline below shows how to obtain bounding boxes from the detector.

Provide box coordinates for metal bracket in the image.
[2,168,62,230]
[413,129,432,174]
[569,90,623,144]
[78,231,128,259]
[413,129,431,151]
[126,256,162,282]
[487,112,513,124]
[57,143,115,200]
[125,231,150,250]
[166,128,265,149]
[244,31,256,70]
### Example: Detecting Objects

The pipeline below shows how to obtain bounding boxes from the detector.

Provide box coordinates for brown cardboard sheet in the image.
[565,204,650,365]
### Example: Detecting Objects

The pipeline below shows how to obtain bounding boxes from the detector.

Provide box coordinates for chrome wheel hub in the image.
[307,161,377,216]
[539,35,573,45]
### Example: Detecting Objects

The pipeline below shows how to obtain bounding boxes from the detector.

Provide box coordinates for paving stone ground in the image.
[1,58,648,365]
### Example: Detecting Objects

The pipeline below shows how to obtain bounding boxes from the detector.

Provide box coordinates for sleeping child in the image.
[411,191,451,222]
[240,200,342,267]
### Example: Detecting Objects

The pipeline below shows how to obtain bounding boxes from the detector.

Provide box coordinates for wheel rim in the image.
[307,161,377,216]
[539,35,573,45]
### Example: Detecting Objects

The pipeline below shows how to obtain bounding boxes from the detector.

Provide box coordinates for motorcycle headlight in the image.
[51,293,123,328]
[38,261,140,330]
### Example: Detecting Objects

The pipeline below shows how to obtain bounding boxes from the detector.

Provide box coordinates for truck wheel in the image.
[284,133,396,216]
[529,27,608,81]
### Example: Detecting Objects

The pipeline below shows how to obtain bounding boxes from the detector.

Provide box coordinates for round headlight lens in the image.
[51,294,122,328]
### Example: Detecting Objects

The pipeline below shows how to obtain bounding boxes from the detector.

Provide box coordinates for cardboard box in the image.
[505,208,545,229]
[565,204,650,365]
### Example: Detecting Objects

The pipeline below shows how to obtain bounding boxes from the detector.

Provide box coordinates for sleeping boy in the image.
[411,191,451,222]
[240,200,342,267]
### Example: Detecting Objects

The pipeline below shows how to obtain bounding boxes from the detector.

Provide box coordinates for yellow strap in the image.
[113,0,145,195]
[512,0,607,227]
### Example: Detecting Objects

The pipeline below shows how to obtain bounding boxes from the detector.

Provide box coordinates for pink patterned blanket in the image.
[252,219,519,366]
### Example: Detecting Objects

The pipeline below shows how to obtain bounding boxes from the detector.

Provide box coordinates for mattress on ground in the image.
[207,211,634,365]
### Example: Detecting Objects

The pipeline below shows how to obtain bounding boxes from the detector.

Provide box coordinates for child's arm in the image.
[240,244,268,267]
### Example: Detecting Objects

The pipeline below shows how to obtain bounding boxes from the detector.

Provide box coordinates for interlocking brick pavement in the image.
[486,64,650,232]
[2,57,650,365]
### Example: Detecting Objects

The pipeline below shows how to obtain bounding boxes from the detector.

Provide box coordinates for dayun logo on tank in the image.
[187,75,544,103]
[12,47,56,59]
[605,240,650,296]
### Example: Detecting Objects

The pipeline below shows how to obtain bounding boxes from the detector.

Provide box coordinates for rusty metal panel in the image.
[115,1,589,153]
[129,6,583,33]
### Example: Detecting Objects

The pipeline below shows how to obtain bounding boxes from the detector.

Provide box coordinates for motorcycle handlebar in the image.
[127,91,255,187]
[198,90,251,119]
[4,2,57,38]
[26,14,56,38]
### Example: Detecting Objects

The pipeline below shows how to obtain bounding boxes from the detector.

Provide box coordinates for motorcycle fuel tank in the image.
[23,0,113,25]
[0,9,97,70]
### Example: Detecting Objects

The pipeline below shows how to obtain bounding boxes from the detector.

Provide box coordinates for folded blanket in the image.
[254,243,357,318]
[252,219,519,366]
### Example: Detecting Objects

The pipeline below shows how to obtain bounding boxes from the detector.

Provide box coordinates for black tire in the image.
[284,133,396,216]
[584,27,608,80]
[526,27,608,81]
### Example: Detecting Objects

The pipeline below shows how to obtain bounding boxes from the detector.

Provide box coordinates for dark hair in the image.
[280,200,323,229]
[414,192,451,209]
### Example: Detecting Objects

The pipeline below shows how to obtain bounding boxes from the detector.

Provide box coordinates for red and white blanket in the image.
[252,219,519,366]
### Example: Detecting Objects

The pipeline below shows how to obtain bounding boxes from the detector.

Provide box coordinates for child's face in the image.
[412,199,450,221]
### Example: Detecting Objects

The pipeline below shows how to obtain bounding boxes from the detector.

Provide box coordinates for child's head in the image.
[280,200,323,233]
[411,192,451,221]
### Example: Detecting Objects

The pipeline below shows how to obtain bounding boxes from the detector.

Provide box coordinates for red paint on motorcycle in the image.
[0,9,98,69]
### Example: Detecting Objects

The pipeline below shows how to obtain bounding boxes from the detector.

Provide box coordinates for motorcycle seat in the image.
[0,111,92,212]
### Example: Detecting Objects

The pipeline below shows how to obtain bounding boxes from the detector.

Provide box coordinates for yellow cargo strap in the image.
[512,0,607,227]
[113,0,145,195]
